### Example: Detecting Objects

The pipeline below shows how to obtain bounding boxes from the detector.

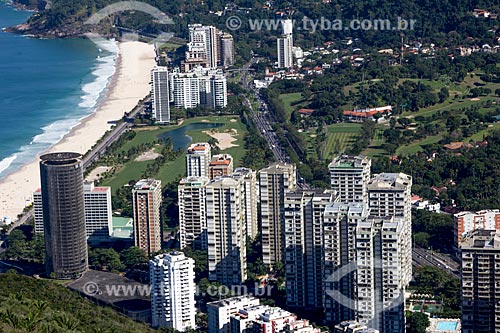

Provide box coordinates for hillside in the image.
[7,0,500,44]
[0,272,156,333]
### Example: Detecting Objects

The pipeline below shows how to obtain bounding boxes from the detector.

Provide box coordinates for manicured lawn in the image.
[396,134,444,156]
[322,123,361,159]
[102,160,155,194]
[467,122,500,142]
[100,116,248,193]
[279,92,306,119]
[363,127,389,158]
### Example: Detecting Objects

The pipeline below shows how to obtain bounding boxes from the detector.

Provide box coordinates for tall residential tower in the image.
[40,152,88,279]
[259,163,297,266]
[150,252,196,331]
[132,179,162,255]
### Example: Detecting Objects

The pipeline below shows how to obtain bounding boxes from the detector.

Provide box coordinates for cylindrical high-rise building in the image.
[40,152,88,279]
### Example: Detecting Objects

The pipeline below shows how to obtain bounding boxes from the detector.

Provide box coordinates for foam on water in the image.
[0,39,118,179]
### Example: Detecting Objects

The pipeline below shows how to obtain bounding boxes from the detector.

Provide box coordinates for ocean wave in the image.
[0,39,118,179]
[79,39,118,109]
[0,155,17,177]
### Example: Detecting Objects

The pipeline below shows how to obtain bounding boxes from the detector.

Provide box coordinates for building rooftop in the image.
[207,295,258,308]
[210,154,233,166]
[187,142,210,153]
[325,202,367,215]
[179,176,210,186]
[329,155,370,169]
[368,173,411,190]
[260,163,295,174]
[133,179,161,191]
[454,209,500,218]
[461,229,500,249]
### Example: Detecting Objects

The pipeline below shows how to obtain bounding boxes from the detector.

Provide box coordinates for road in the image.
[83,96,150,169]
[412,246,460,278]
[243,95,290,163]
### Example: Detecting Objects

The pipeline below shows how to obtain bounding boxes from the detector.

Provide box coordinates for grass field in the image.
[101,116,248,193]
[363,127,389,158]
[279,92,306,119]
[322,123,361,159]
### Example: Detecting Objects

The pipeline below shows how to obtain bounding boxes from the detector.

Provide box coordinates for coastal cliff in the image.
[6,0,115,38]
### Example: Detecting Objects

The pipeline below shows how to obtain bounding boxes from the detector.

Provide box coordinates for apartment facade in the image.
[206,176,247,285]
[150,252,196,331]
[186,142,212,178]
[324,202,369,325]
[207,296,260,333]
[39,152,88,279]
[184,24,234,70]
[356,217,406,333]
[367,172,412,286]
[132,179,162,256]
[170,67,227,109]
[461,229,500,333]
[233,167,258,240]
[277,19,293,69]
[454,210,500,248]
[209,154,234,180]
[259,163,297,266]
[151,66,170,124]
[284,189,334,310]
[328,155,371,203]
[178,176,209,250]
[34,182,113,241]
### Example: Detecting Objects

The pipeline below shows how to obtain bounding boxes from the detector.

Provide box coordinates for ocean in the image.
[0,1,118,179]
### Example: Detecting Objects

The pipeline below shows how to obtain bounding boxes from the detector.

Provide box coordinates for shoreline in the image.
[0,41,155,221]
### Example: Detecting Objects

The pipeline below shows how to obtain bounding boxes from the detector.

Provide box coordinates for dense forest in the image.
[0,272,156,332]
[10,0,500,51]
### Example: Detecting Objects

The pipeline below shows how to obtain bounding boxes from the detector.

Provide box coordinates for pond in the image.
[157,122,223,150]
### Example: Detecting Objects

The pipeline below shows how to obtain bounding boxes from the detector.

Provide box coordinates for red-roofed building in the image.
[298,109,315,116]
[343,105,392,122]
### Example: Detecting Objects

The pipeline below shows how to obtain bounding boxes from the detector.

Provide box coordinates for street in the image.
[412,246,460,278]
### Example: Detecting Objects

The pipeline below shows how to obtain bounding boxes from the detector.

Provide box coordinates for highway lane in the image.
[412,246,460,278]
[83,96,150,169]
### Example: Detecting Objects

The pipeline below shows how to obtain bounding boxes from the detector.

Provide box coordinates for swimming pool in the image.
[436,321,458,330]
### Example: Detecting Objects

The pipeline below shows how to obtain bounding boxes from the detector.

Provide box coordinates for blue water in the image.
[436,321,458,331]
[0,1,118,178]
[157,122,223,150]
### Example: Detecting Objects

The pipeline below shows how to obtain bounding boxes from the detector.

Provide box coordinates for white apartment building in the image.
[186,142,212,178]
[132,179,162,256]
[33,181,112,241]
[151,66,170,124]
[233,167,258,240]
[150,252,196,331]
[178,176,209,250]
[367,172,412,286]
[323,202,369,325]
[284,189,334,310]
[277,19,293,69]
[328,155,371,203]
[219,33,235,67]
[33,189,44,234]
[259,163,297,266]
[171,74,201,109]
[170,67,227,109]
[207,296,260,333]
[206,176,247,285]
[185,24,234,70]
[356,217,406,333]
[454,209,500,248]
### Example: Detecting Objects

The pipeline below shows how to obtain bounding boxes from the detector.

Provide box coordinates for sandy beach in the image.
[0,41,155,221]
